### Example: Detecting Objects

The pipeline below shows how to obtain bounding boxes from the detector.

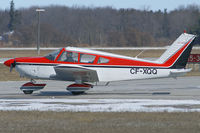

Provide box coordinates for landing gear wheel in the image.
[67,83,91,95]
[23,90,33,94]
[71,91,85,95]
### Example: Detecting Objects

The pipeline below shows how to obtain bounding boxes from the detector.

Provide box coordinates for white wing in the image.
[54,64,99,82]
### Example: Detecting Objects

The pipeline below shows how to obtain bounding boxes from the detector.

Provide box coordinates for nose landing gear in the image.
[20,81,46,94]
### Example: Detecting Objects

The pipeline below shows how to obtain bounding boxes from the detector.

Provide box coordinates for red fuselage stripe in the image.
[13,38,192,68]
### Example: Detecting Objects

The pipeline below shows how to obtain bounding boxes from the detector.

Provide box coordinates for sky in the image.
[0,0,199,11]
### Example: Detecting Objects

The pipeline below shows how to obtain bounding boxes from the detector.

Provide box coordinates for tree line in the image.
[0,4,200,47]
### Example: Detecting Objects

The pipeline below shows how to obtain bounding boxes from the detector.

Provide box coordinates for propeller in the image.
[10,59,16,72]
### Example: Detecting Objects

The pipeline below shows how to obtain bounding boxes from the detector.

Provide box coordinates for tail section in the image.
[156,33,196,68]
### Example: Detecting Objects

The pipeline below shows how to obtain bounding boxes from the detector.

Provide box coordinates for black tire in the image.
[23,90,33,94]
[71,91,85,95]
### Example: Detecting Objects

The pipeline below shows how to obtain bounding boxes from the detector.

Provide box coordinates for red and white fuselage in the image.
[3,33,196,94]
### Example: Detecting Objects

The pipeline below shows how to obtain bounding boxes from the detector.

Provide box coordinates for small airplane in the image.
[3,33,196,95]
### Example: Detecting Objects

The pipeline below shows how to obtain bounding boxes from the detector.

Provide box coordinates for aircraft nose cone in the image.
[4,59,14,67]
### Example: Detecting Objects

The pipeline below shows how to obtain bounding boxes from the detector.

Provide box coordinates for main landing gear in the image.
[20,79,46,94]
[67,83,93,95]
[20,79,92,95]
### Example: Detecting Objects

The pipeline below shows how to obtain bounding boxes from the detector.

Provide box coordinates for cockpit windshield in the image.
[45,48,62,61]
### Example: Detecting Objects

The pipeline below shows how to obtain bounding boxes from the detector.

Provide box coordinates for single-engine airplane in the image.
[3,33,196,95]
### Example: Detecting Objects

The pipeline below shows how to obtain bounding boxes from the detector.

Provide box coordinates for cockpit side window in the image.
[80,54,96,63]
[57,51,78,63]
[45,49,61,61]
[97,57,109,64]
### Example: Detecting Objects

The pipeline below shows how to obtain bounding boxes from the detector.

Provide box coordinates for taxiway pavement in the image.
[0,76,200,100]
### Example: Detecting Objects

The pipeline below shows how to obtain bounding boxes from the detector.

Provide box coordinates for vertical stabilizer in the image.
[156,33,196,68]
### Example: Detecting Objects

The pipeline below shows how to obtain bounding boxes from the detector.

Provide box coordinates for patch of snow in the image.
[0,99,200,112]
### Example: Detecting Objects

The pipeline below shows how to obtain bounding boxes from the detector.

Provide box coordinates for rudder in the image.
[156,33,196,68]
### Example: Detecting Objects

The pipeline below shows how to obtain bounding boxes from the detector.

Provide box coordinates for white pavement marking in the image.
[0,99,200,112]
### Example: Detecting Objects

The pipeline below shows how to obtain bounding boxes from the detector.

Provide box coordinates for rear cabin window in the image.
[97,57,109,64]
[57,51,78,62]
[80,54,96,63]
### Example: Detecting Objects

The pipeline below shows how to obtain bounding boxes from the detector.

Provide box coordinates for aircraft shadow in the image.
[33,91,170,96]
[34,91,73,96]
[87,92,170,95]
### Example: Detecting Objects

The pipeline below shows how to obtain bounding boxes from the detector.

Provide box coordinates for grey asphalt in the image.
[0,76,200,99]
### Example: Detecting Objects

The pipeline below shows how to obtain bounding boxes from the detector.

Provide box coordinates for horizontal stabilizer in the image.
[169,68,192,78]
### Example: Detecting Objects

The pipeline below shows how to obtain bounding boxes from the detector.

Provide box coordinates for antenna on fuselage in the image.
[135,50,146,58]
